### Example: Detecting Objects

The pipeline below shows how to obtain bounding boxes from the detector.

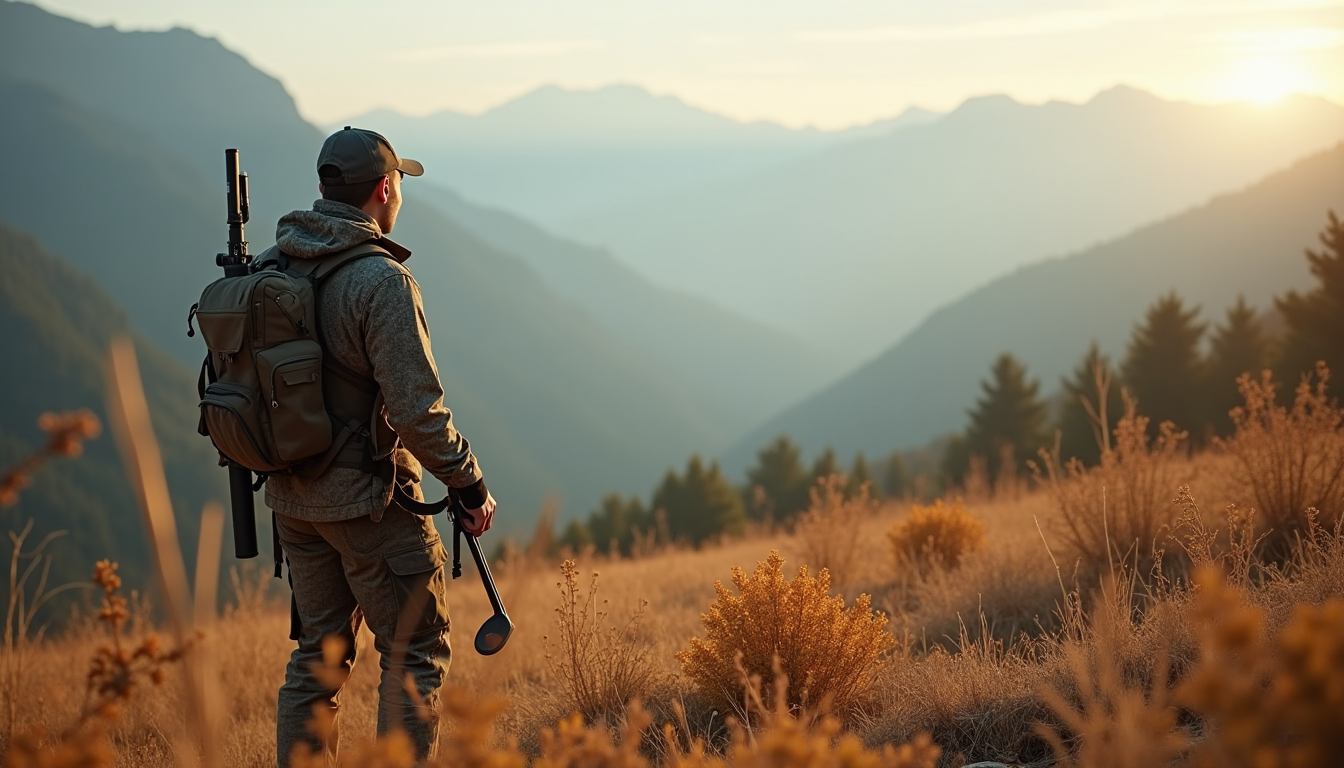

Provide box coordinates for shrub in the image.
[886,498,985,571]
[1217,364,1344,558]
[793,475,874,588]
[677,551,893,717]
[1033,398,1189,573]
[1041,565,1344,768]
[544,560,664,722]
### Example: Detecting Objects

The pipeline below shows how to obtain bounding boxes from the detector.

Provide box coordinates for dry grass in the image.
[1218,364,1344,558]
[792,476,874,590]
[1033,399,1192,576]
[7,340,1344,768]
[543,560,666,723]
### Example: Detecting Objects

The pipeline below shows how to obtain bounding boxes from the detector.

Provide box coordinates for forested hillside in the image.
[0,223,225,590]
[728,143,1344,469]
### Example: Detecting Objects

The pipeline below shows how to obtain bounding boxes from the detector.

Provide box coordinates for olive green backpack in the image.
[190,242,392,478]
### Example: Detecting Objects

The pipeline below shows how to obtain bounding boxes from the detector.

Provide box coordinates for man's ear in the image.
[317,183,325,195]
[376,176,392,204]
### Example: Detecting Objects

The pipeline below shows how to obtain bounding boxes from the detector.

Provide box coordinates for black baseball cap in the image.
[316,126,424,186]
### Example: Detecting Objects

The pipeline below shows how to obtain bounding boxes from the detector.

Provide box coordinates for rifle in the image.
[217,148,259,560]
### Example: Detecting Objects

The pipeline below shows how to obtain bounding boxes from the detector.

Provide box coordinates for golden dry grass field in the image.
[4,350,1344,768]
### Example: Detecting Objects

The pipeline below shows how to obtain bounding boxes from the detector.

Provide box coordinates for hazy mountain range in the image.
[558,88,1344,363]
[2,0,1342,553]
[340,85,940,225]
[725,142,1344,472]
[0,0,824,530]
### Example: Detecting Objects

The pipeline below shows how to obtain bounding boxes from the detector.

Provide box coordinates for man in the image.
[267,126,496,765]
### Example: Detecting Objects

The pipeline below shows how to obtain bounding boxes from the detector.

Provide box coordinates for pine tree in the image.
[848,452,877,498]
[745,435,810,522]
[940,435,971,487]
[1205,297,1271,437]
[653,455,745,546]
[883,450,910,499]
[810,447,841,484]
[586,494,650,557]
[558,519,593,553]
[951,353,1050,482]
[1121,293,1206,437]
[1057,343,1124,466]
[1277,211,1344,382]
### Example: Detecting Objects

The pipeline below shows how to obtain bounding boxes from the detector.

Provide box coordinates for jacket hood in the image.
[276,199,382,258]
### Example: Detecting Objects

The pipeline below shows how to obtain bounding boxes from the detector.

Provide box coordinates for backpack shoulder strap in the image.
[250,245,284,272]
[284,241,396,283]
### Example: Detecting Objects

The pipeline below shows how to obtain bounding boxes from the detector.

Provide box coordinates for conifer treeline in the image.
[559,211,1344,557]
[944,210,1342,483]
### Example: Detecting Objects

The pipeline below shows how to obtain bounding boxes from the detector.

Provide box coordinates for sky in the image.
[33,0,1344,129]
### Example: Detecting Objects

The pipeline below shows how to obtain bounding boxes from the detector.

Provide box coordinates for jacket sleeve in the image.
[361,271,487,504]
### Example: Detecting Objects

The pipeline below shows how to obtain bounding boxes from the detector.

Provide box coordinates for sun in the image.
[1223,54,1318,104]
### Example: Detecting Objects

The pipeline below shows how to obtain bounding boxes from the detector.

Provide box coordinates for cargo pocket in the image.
[386,543,450,639]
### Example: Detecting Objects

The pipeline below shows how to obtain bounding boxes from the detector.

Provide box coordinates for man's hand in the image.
[460,491,496,536]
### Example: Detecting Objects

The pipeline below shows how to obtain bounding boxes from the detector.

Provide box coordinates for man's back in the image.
[264,198,483,522]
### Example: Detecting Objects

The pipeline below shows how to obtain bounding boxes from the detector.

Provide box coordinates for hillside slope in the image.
[413,184,835,428]
[566,87,1344,363]
[0,1,839,520]
[0,0,821,474]
[0,222,227,591]
[0,75,732,523]
[725,143,1344,471]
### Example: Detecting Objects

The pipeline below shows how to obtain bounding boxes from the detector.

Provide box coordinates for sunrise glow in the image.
[1223,55,1319,104]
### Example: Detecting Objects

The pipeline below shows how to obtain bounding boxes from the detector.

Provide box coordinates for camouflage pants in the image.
[274,504,451,767]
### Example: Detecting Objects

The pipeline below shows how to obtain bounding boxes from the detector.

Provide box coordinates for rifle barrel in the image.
[224,148,246,259]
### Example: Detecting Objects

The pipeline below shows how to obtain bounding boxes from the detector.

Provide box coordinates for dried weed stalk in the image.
[4,560,189,767]
[1217,364,1344,558]
[1178,566,1344,768]
[1171,485,1265,587]
[1040,562,1344,768]
[544,560,663,723]
[1033,396,1189,574]
[0,410,101,508]
[793,476,874,589]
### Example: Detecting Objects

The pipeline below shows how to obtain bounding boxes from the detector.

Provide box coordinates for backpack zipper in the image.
[273,292,310,336]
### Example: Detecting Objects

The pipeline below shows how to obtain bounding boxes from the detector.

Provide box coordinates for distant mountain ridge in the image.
[412,183,837,428]
[562,86,1344,364]
[724,143,1344,472]
[340,83,940,224]
[0,0,818,524]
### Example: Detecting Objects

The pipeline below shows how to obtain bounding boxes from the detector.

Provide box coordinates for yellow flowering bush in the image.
[677,551,893,716]
[886,499,985,571]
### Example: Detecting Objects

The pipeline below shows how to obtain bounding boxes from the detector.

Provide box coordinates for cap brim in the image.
[398,157,425,177]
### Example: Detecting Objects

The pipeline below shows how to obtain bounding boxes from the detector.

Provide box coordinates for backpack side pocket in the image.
[201,382,282,472]
[257,340,332,462]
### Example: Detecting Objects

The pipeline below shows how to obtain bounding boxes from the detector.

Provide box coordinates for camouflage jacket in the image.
[264,199,485,522]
